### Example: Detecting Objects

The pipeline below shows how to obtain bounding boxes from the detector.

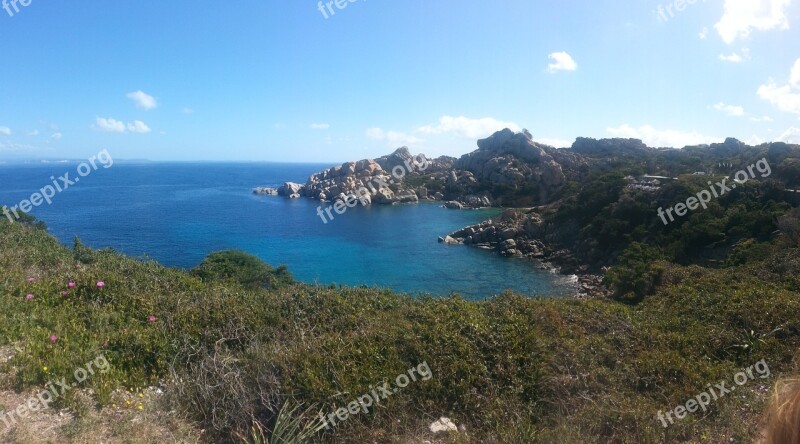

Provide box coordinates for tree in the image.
[192,251,293,290]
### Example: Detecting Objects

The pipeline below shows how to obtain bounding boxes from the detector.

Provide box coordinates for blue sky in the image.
[0,0,798,162]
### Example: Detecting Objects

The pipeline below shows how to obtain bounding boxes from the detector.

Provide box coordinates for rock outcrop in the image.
[442,208,609,298]
[253,187,278,195]
[266,148,433,206]
[453,129,566,204]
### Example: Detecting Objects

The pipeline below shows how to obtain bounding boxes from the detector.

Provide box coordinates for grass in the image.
[1,217,799,443]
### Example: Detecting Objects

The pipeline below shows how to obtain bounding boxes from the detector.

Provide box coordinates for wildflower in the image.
[42,366,48,372]
[26,294,34,300]
[137,404,143,411]
[49,335,58,343]
[27,277,35,283]
[138,393,143,398]
[148,316,156,323]
[96,281,105,288]
[68,282,76,288]
[61,291,69,296]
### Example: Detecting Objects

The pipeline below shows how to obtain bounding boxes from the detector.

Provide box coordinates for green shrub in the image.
[192,250,293,290]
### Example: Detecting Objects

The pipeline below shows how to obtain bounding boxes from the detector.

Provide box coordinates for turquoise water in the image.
[0,162,573,299]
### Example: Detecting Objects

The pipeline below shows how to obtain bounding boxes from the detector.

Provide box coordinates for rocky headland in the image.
[258,128,797,298]
[255,128,612,297]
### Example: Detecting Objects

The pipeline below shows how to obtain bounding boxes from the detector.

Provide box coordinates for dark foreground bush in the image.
[192,250,293,290]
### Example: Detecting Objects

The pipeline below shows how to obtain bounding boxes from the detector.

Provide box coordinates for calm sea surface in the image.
[0,162,574,299]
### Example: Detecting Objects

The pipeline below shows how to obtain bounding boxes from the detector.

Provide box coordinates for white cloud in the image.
[713,102,746,116]
[536,137,573,148]
[417,116,520,139]
[715,0,791,44]
[750,115,774,122]
[759,82,800,116]
[0,126,11,136]
[95,117,126,133]
[26,130,39,136]
[547,51,577,73]
[126,90,158,110]
[365,128,424,146]
[745,135,766,145]
[606,124,722,148]
[699,27,709,39]
[791,58,800,88]
[758,59,800,117]
[0,141,37,152]
[310,123,330,130]
[718,48,750,63]
[778,127,800,143]
[719,53,743,63]
[51,132,62,140]
[94,117,151,134]
[127,120,151,134]
[366,128,385,140]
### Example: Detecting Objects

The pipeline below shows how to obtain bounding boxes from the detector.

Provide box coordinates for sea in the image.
[0,161,574,300]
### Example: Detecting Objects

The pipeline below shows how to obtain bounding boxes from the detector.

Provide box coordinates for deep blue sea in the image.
[0,161,574,299]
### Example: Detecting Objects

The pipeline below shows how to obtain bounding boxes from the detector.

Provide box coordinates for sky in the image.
[0,0,799,162]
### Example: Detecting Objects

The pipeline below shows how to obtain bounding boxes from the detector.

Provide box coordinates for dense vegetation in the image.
[1,210,800,443]
[1,138,799,442]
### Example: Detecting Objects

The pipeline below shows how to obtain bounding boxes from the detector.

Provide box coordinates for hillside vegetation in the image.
[1,213,800,443]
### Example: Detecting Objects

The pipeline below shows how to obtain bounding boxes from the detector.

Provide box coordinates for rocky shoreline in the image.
[439,208,609,299]
[255,128,610,298]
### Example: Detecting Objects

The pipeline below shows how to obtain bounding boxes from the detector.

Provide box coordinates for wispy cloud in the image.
[310,123,330,130]
[365,128,424,146]
[127,90,158,110]
[94,117,151,134]
[94,117,126,133]
[547,51,578,73]
[0,126,11,136]
[713,102,746,116]
[758,58,800,118]
[417,116,520,139]
[127,120,151,134]
[778,126,800,143]
[718,48,750,63]
[606,124,721,148]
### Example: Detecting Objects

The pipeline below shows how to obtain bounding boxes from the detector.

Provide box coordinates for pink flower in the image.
[148,316,157,323]
[61,291,69,297]
[49,335,58,343]
[68,282,76,288]
[25,294,34,300]
[96,281,105,288]
[27,277,35,283]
